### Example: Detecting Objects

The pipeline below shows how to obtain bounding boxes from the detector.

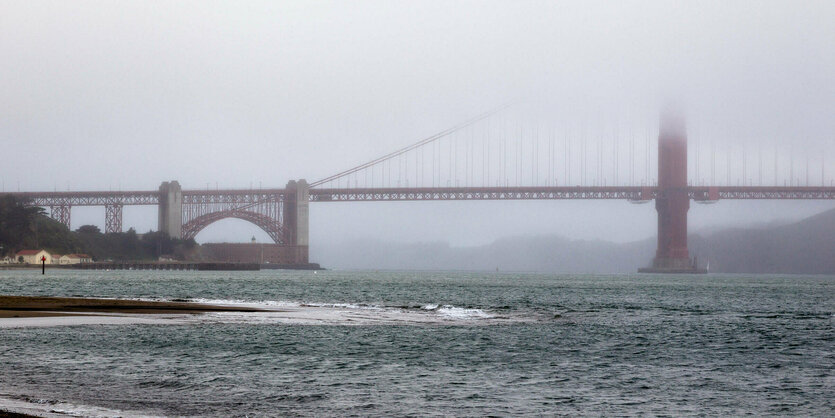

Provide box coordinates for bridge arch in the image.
[181,210,287,244]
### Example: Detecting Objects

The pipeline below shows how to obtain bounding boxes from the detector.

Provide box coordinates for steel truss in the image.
[11,191,160,206]
[105,204,123,233]
[4,185,833,240]
[50,205,71,229]
[181,189,286,204]
[180,191,289,244]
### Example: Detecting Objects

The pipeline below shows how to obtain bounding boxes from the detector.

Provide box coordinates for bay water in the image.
[0,270,832,416]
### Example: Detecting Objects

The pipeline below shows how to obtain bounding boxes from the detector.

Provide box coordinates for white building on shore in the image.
[58,254,93,264]
[15,250,52,264]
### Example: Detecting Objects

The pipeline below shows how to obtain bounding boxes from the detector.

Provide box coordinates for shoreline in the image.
[0,295,524,328]
[0,407,40,418]
[0,295,267,318]
[0,392,150,418]
[0,410,39,418]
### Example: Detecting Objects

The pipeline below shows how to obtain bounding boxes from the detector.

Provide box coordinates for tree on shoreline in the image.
[0,195,48,255]
[0,196,196,261]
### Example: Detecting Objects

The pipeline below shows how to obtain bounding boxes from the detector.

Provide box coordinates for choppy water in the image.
[0,270,833,416]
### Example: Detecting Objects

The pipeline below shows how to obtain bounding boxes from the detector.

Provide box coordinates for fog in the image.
[2,1,833,250]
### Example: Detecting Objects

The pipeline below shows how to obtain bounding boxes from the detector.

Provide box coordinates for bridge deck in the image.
[308,186,655,201]
[3,186,835,206]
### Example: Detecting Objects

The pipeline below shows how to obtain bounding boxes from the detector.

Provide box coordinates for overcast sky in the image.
[1,1,833,248]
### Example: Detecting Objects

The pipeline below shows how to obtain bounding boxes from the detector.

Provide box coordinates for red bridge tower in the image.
[640,109,705,273]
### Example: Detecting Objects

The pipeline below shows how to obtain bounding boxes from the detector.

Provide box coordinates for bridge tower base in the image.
[640,109,706,274]
[158,181,183,239]
[283,179,310,264]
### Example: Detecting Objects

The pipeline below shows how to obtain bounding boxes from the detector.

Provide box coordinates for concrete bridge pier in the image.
[158,180,183,239]
[283,179,310,264]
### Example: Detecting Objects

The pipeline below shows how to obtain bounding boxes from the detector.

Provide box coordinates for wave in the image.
[182,299,385,311]
[422,304,494,319]
[0,393,151,418]
[178,298,302,308]
[166,298,498,322]
[301,302,384,311]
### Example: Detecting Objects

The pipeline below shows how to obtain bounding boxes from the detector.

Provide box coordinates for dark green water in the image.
[0,270,832,416]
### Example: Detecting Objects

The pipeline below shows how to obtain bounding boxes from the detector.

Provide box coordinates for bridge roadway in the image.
[309,186,835,202]
[7,110,835,272]
[4,184,835,270]
[8,185,835,206]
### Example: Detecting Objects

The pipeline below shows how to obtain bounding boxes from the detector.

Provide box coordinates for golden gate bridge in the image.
[5,107,834,273]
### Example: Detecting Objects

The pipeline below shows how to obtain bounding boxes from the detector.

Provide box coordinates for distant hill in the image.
[689,208,835,274]
[312,208,835,274]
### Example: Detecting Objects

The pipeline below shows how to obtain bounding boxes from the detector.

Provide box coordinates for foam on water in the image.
[185,300,505,325]
[423,304,494,319]
[0,271,832,416]
[302,302,384,310]
[437,305,494,319]
[0,393,157,418]
[185,298,302,308]
[183,298,498,322]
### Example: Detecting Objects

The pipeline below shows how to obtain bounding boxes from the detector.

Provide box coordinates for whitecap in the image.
[0,393,157,418]
[182,298,302,308]
[436,305,494,319]
[422,304,494,319]
[302,302,383,310]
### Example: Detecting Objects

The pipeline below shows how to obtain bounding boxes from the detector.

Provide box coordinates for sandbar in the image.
[0,295,266,317]
[0,295,529,328]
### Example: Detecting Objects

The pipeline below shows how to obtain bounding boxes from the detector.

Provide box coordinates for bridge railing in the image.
[4,191,160,206]
[308,186,656,202]
[689,186,835,200]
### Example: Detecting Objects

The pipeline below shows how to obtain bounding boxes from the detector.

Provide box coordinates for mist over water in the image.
[1,2,834,416]
[0,270,833,416]
[2,1,834,245]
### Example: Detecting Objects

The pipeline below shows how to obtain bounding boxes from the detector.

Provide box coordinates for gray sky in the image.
[1,1,834,248]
